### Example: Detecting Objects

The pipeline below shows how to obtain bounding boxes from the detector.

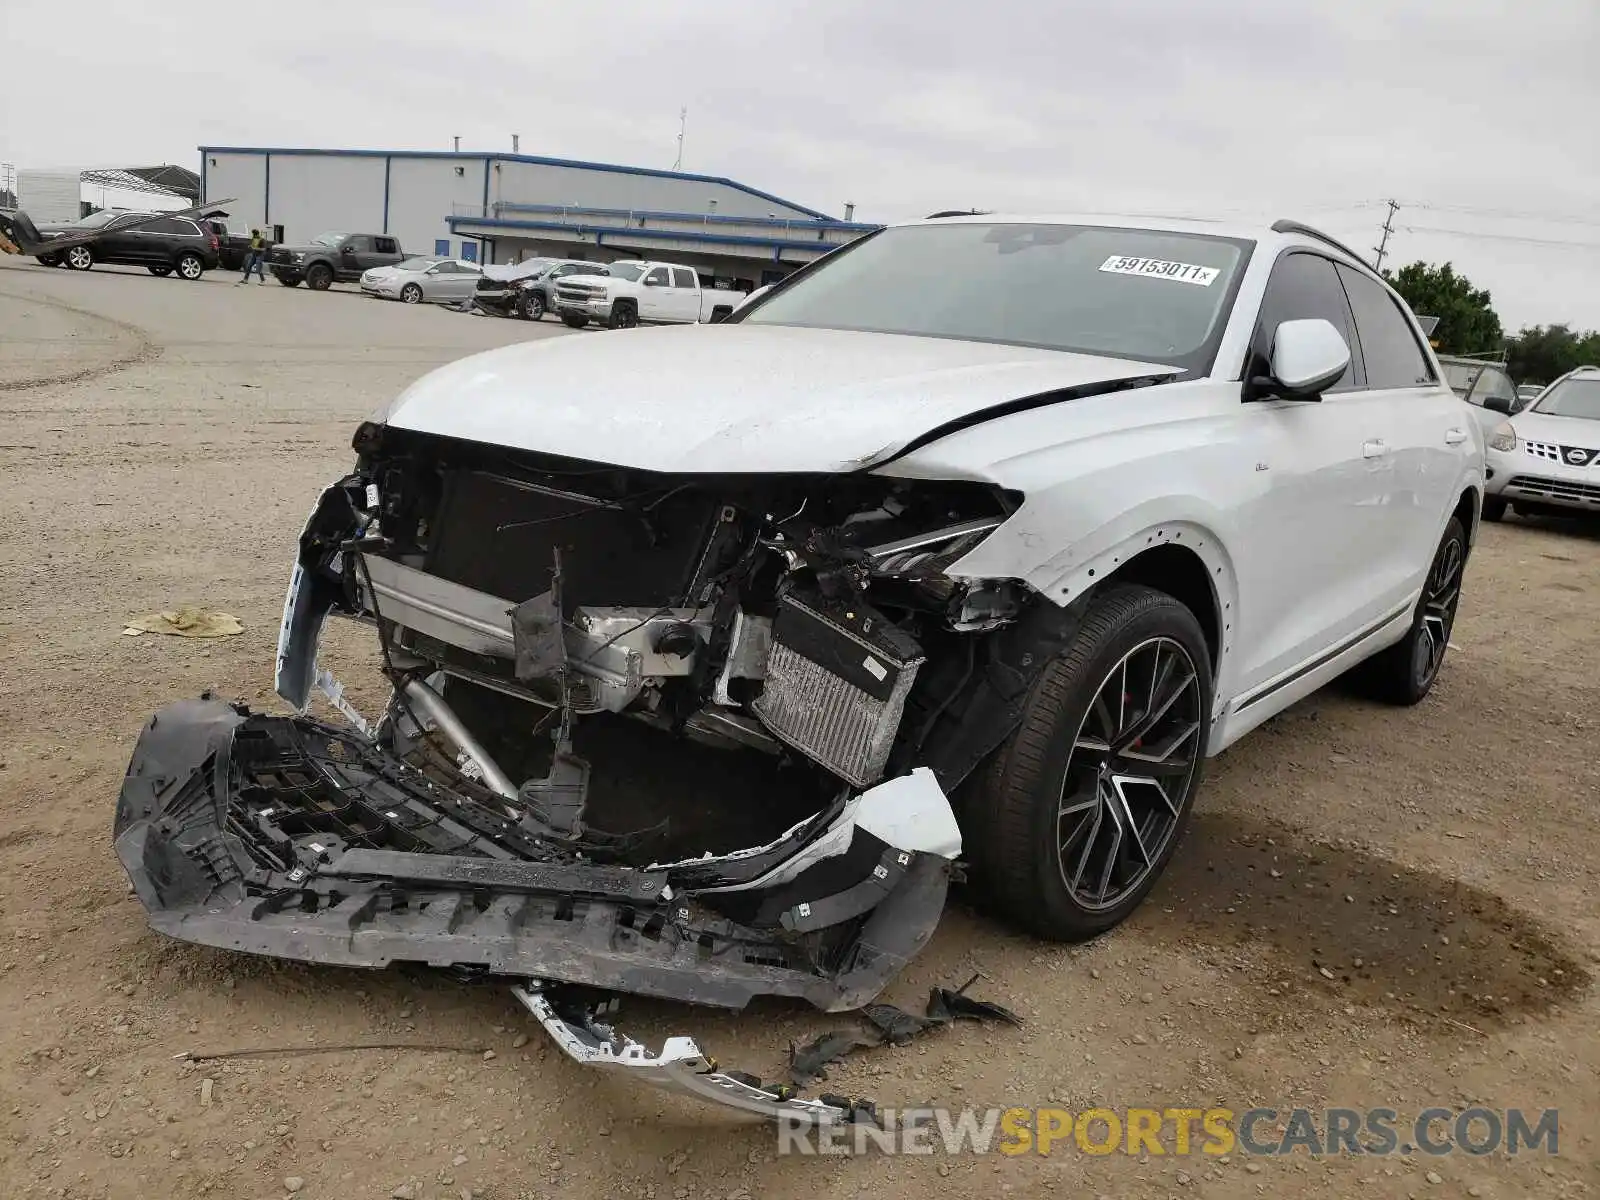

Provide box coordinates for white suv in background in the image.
[1483,365,1600,520]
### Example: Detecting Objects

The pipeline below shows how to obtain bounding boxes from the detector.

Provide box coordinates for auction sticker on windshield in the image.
[1099,256,1220,286]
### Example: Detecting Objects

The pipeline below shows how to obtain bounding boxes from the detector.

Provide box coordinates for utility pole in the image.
[1373,199,1400,273]
[672,107,687,171]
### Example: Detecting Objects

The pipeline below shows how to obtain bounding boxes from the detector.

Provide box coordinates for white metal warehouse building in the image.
[199,146,879,289]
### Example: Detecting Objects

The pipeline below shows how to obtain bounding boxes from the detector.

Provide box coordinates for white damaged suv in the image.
[116,215,1484,1017]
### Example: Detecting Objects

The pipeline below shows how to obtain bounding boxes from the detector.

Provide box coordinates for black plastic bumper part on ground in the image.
[114,698,950,1011]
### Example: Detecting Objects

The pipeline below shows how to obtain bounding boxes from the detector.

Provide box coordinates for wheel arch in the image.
[1452,485,1481,552]
[1091,541,1224,671]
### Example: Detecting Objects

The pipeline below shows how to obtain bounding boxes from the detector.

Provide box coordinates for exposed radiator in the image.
[752,591,924,788]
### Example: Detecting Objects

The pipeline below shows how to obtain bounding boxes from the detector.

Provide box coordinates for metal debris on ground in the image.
[122,607,244,638]
[787,974,1022,1087]
[512,973,1018,1126]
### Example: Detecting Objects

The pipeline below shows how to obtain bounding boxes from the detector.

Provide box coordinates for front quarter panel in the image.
[878,381,1255,712]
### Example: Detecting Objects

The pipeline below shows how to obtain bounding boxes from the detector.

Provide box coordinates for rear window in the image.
[739,222,1253,372]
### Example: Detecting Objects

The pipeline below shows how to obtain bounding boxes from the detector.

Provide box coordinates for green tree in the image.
[1505,324,1585,386]
[1383,261,1503,357]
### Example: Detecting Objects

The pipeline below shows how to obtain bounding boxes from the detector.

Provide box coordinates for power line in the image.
[1412,201,1600,228]
[1399,224,1600,251]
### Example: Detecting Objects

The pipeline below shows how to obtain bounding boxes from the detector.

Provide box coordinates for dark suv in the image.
[35,211,220,279]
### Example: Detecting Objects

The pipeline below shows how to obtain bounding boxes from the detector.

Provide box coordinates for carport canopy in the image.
[79,165,201,203]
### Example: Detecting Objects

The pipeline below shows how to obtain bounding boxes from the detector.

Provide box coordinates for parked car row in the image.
[16,210,747,330]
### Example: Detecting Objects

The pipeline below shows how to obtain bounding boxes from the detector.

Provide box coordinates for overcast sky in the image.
[3,0,1596,332]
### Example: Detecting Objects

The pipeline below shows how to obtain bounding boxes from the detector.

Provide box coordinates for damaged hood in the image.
[380,324,1176,473]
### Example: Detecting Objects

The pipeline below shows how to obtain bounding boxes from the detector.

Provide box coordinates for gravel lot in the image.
[1,257,1597,1199]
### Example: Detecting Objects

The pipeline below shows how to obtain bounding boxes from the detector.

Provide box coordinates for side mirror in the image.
[1259,318,1350,401]
[1482,393,1513,415]
[643,277,661,287]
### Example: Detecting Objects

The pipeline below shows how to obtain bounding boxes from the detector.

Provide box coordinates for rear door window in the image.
[672,268,696,288]
[1335,265,1436,389]
[1251,252,1361,391]
[375,236,399,255]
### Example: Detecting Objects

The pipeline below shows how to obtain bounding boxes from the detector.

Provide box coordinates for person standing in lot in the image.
[237,229,266,285]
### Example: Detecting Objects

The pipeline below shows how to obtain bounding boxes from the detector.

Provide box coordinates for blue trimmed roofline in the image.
[199,145,836,221]
[449,214,859,256]
[489,200,881,234]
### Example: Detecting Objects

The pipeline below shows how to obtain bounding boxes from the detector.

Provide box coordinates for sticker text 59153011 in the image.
[1099,256,1220,286]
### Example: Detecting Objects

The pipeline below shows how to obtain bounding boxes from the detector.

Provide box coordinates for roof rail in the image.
[1270,219,1371,269]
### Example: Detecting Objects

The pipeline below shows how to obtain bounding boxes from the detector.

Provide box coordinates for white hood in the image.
[382,324,1175,473]
[1509,408,1600,447]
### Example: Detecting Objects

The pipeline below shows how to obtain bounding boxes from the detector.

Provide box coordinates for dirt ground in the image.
[1,257,1597,1200]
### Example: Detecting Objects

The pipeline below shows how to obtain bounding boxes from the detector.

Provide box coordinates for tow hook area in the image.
[511,984,866,1126]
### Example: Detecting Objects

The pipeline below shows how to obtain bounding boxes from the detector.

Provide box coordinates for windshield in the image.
[740,222,1252,370]
[312,232,346,247]
[604,262,645,282]
[1533,376,1600,421]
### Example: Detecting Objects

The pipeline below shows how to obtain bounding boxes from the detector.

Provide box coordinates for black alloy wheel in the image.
[1055,635,1204,912]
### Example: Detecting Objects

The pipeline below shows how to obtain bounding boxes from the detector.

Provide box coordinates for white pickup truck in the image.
[553,260,743,329]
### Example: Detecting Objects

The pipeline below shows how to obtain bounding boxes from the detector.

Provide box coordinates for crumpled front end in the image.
[114,698,955,1010]
[119,421,1038,1010]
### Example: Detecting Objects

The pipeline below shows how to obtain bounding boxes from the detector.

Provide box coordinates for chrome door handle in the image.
[1362,440,1388,458]
[1445,428,1468,445]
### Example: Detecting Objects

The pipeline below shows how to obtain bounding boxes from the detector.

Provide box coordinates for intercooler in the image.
[753,590,924,788]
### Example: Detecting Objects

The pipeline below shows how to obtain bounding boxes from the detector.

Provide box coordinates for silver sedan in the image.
[361,257,483,304]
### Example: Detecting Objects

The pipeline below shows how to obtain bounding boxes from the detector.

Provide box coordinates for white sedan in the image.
[360,257,482,304]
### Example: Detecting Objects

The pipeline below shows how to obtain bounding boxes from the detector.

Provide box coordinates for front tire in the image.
[175,252,204,280]
[965,585,1212,941]
[608,301,638,329]
[66,246,94,271]
[277,275,300,287]
[1481,497,1507,523]
[520,291,545,320]
[148,265,172,277]
[400,283,423,304]
[305,263,333,291]
[561,313,588,329]
[1351,516,1466,706]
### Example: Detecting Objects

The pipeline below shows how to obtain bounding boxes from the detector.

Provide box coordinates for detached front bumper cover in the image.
[114,697,958,1012]
[513,984,865,1125]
